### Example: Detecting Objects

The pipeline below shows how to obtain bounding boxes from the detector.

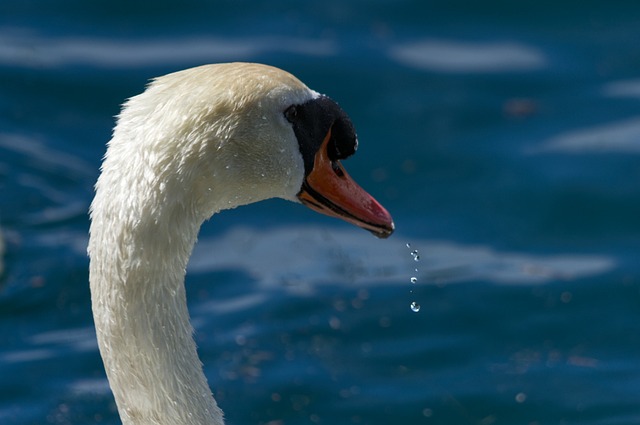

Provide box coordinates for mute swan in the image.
[88,62,394,425]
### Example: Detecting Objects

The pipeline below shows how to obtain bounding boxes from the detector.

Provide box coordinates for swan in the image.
[88,62,394,425]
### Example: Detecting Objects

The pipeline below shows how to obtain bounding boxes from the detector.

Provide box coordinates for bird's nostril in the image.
[332,161,345,177]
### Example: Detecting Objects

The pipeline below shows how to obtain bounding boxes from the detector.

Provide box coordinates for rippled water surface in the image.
[1,1,640,424]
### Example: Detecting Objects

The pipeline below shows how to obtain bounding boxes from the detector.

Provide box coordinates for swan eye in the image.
[284,105,298,123]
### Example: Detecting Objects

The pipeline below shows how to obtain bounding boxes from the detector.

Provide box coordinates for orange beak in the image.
[297,127,394,239]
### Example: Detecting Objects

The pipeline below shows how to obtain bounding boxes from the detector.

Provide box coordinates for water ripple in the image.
[0,227,4,277]
[530,117,640,154]
[0,133,93,177]
[189,225,615,291]
[0,31,336,69]
[0,327,97,364]
[602,79,640,98]
[389,39,545,73]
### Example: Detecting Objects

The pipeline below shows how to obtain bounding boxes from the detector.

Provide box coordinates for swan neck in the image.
[89,196,224,425]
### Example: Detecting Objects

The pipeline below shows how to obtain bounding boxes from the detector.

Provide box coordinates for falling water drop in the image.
[406,242,422,313]
[410,249,420,262]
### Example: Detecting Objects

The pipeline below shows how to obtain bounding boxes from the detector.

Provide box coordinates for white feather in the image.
[88,63,317,425]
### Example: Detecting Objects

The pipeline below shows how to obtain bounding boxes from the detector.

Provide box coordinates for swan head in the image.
[90,63,394,424]
[286,94,394,238]
[100,63,393,238]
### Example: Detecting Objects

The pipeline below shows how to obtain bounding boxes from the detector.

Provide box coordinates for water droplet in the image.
[406,245,422,312]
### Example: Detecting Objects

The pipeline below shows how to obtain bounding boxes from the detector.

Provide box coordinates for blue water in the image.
[1,1,640,424]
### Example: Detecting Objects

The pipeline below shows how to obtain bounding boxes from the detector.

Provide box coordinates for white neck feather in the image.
[90,204,219,425]
[88,63,314,425]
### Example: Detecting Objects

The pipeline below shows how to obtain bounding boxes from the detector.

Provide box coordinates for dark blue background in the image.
[1,1,639,424]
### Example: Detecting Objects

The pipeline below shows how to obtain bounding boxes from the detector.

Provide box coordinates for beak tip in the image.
[369,219,395,239]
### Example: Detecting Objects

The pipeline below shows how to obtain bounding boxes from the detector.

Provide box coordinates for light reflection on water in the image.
[2,1,640,423]
[1,30,548,75]
[189,225,616,290]
[389,39,546,73]
[0,32,335,68]
[531,117,640,154]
